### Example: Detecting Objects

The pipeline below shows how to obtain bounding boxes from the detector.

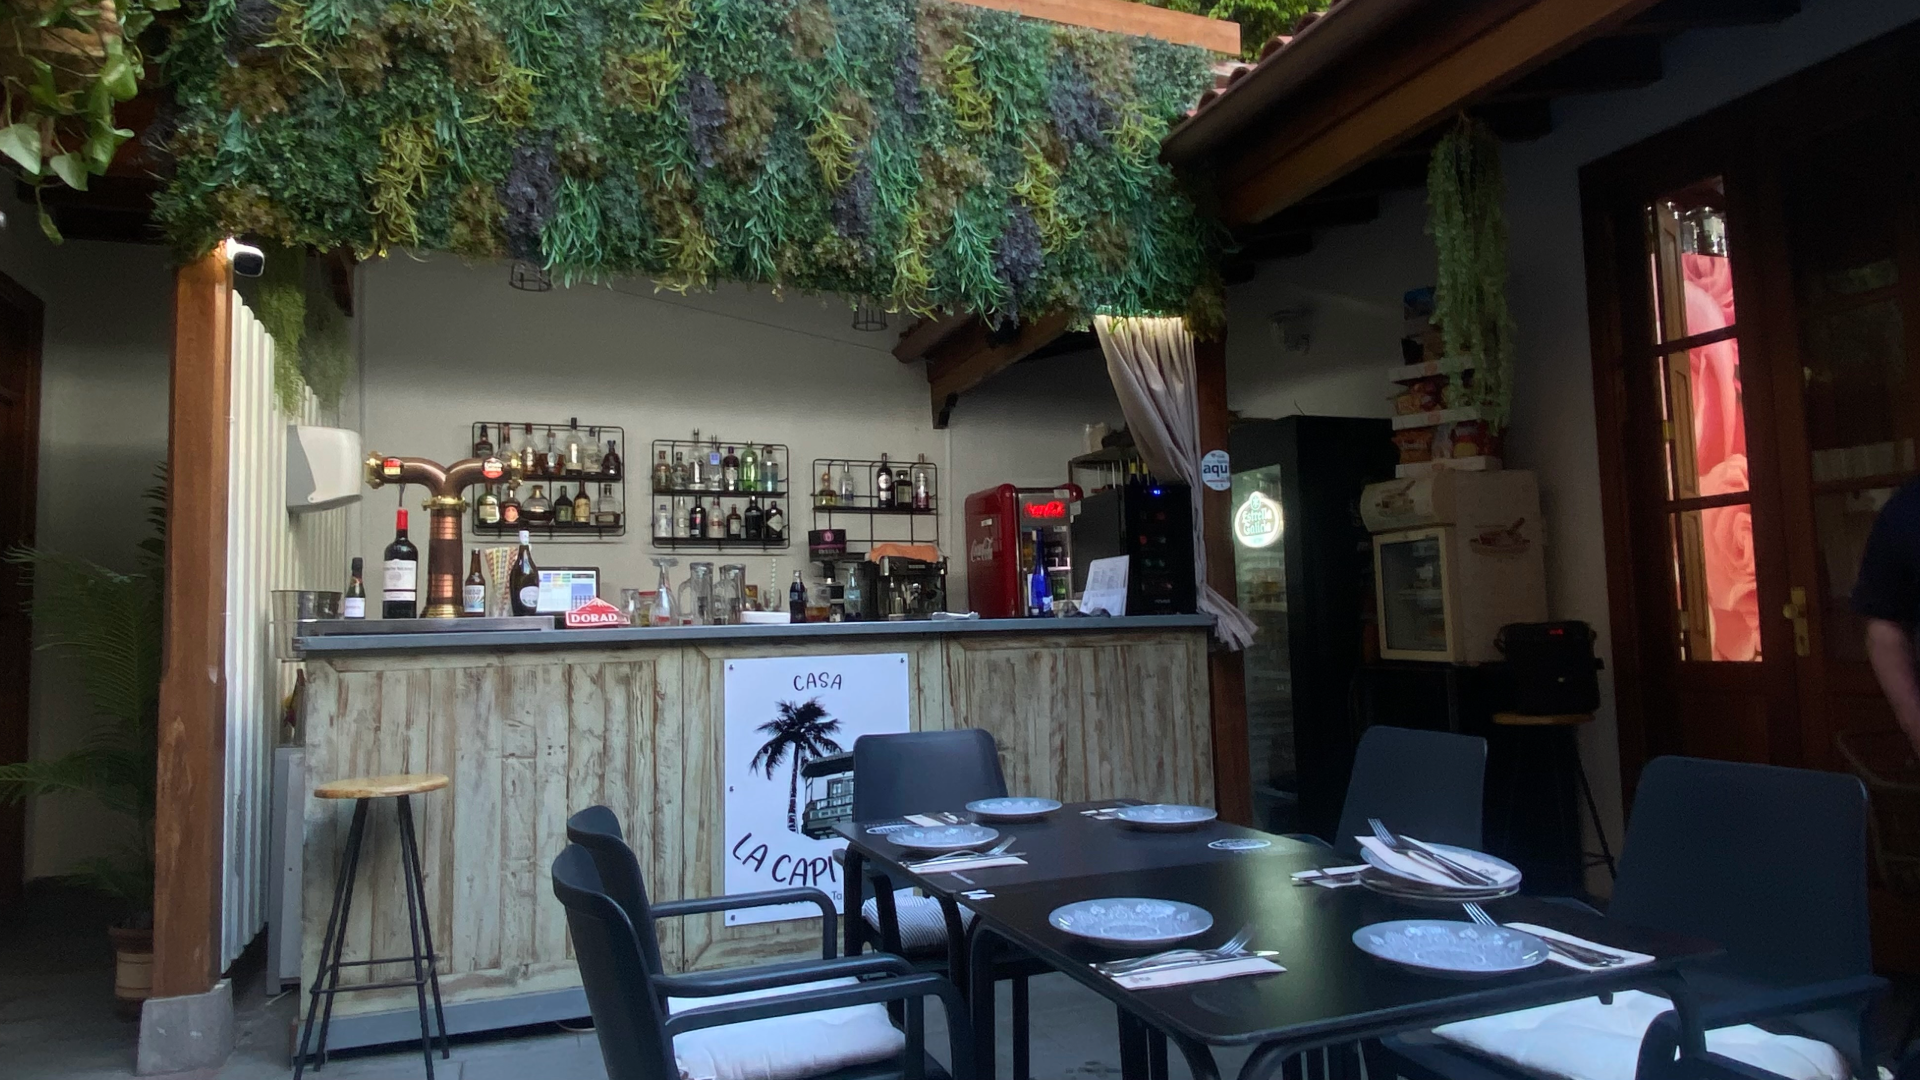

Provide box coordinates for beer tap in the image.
[363,449,520,618]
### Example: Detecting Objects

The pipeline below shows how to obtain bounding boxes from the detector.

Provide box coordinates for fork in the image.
[1463,903,1627,967]
[1368,818,1497,887]
[1098,925,1255,975]
[915,836,1016,864]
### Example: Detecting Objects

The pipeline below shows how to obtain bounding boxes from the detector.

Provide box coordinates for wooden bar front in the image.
[298,618,1213,1043]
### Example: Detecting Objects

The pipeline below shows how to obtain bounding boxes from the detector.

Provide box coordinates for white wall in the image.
[1222,0,1920,872]
[353,256,1120,610]
[0,187,175,880]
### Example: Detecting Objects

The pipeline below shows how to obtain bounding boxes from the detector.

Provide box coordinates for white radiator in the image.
[223,299,349,969]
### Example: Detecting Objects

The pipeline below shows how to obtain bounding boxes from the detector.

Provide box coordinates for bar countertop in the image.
[296,612,1215,656]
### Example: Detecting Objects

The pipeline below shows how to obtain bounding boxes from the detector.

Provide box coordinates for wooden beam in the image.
[153,250,231,1000]
[1215,0,1661,226]
[1618,0,1798,34]
[1195,335,1252,824]
[953,0,1240,54]
[1492,34,1663,100]
[893,312,974,362]
[927,310,1074,428]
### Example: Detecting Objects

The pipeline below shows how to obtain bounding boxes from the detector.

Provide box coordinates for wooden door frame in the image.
[0,269,43,912]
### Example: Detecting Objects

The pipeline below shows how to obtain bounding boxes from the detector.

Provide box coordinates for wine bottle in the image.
[474,424,493,459]
[382,509,419,619]
[344,557,366,619]
[789,570,808,623]
[509,530,540,616]
[876,453,895,509]
[463,549,487,616]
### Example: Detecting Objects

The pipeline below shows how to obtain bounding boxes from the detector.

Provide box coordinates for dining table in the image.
[836,801,1722,1080]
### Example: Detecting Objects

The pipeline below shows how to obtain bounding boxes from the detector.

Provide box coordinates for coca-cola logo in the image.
[564,596,627,628]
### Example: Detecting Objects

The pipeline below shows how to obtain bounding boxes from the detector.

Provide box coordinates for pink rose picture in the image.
[1682,253,1758,662]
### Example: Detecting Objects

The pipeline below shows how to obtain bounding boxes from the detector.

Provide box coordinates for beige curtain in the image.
[1094,315,1256,650]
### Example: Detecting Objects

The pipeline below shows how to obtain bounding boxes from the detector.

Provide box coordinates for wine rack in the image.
[645,436,792,551]
[809,456,939,560]
[469,420,628,540]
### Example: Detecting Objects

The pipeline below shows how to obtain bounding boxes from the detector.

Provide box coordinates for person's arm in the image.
[1865,618,1920,757]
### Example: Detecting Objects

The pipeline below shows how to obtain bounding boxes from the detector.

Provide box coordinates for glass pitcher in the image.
[717,564,747,625]
[648,557,678,627]
[678,562,715,626]
[621,587,646,627]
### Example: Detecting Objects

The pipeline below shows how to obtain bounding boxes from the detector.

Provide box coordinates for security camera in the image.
[224,238,266,278]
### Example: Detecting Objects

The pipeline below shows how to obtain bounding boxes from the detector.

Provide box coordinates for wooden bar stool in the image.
[295,773,451,1079]
[1491,712,1618,888]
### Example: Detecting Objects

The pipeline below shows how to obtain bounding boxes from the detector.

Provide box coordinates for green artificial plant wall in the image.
[157,0,1224,326]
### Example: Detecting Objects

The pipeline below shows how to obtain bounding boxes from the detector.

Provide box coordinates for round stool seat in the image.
[314,773,449,800]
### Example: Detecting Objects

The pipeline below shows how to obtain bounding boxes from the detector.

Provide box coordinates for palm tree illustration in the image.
[750,698,845,833]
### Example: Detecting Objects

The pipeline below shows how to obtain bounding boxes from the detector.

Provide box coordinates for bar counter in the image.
[296,614,1216,1047]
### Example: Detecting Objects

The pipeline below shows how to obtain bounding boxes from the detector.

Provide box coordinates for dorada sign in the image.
[564,596,627,628]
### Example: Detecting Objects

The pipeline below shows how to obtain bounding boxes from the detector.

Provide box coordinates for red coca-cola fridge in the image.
[964,484,1082,618]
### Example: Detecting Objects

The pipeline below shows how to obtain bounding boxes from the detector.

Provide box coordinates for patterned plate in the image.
[1114,804,1219,831]
[884,824,1000,852]
[1359,841,1522,889]
[1208,838,1272,851]
[1049,897,1215,945]
[1352,919,1549,975]
[966,797,1064,821]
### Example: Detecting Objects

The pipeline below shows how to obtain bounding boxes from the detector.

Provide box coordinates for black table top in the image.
[957,851,1720,1049]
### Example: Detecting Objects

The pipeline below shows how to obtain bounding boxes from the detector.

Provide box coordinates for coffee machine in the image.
[876,556,948,619]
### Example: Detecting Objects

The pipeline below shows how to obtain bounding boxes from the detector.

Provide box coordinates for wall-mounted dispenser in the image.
[286,424,365,512]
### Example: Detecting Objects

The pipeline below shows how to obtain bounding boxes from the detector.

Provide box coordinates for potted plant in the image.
[0,472,163,1017]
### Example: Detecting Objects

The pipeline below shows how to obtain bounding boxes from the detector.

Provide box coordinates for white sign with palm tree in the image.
[723,653,910,925]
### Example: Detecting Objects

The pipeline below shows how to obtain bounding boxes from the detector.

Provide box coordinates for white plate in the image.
[1049,898,1214,945]
[885,824,999,852]
[966,797,1063,821]
[1352,919,1548,975]
[1360,840,1522,889]
[1114,804,1218,831]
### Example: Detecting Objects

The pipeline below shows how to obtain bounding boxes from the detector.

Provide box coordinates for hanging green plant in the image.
[1427,114,1515,430]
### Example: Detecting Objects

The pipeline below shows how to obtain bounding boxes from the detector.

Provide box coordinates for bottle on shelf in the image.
[674,503,690,538]
[500,424,516,473]
[876,453,895,509]
[524,424,542,476]
[501,485,523,525]
[722,445,741,491]
[726,503,743,539]
[573,485,592,523]
[510,530,539,616]
[595,484,622,527]
[463,549,487,616]
[474,424,494,459]
[817,466,837,507]
[649,557,678,626]
[740,445,759,491]
[565,419,585,475]
[688,430,707,490]
[383,509,419,619]
[763,447,780,493]
[688,497,708,539]
[913,454,932,511]
[653,450,673,492]
[671,451,689,490]
[653,502,673,539]
[707,435,723,487]
[764,501,785,540]
[344,557,366,619]
[554,485,574,524]
[545,427,563,477]
[1027,530,1053,616]
[789,570,808,623]
[602,439,622,479]
[743,495,765,541]
[585,427,604,474]
[838,461,854,504]
[524,484,552,524]
[477,484,502,525]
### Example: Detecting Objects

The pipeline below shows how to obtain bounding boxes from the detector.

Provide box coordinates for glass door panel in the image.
[1232,466,1293,828]
[1377,531,1449,656]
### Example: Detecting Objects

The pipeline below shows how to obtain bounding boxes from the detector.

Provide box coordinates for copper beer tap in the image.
[363,450,519,618]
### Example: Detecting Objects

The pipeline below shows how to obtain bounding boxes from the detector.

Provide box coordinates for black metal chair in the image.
[1324,725,1488,857]
[552,841,974,1080]
[1376,756,1887,1080]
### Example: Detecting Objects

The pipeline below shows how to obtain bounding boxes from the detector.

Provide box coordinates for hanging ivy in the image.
[1427,114,1515,429]
[154,0,1224,327]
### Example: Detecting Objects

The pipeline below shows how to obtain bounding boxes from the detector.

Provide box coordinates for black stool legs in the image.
[294,795,449,1078]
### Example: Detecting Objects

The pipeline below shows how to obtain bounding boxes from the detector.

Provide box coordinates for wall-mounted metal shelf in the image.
[809,457,939,561]
[646,435,792,550]
[470,419,627,540]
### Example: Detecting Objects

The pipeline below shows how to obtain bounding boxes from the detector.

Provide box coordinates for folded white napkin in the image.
[1355,836,1519,888]
[1292,864,1369,889]
[1506,922,1653,972]
[904,814,945,826]
[907,855,1027,873]
[1112,956,1285,990]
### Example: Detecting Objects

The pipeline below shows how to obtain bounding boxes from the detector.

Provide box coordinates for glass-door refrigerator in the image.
[1228,416,1397,838]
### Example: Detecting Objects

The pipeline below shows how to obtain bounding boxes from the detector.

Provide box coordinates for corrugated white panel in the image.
[223,299,349,969]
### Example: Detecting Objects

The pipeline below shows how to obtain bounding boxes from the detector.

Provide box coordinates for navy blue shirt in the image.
[1853,479,1920,627]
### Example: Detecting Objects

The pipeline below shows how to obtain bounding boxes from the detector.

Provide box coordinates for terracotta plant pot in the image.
[107,925,154,1020]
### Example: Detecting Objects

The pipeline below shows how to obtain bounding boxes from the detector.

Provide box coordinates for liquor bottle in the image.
[688,497,708,539]
[554,485,574,524]
[501,486,523,525]
[671,451,689,490]
[726,503,743,539]
[509,530,539,616]
[1027,530,1053,616]
[764,501,785,540]
[477,484,502,525]
[382,509,419,619]
[838,461,854,504]
[500,424,516,473]
[463,549,487,616]
[875,453,895,509]
[763,448,780,493]
[722,446,740,491]
[525,484,552,524]
[653,450,672,492]
[652,502,672,539]
[524,424,542,477]
[474,423,494,459]
[789,570,808,623]
[912,454,931,511]
[585,427,604,474]
[740,445,759,491]
[344,557,366,619]
[573,484,591,523]
[817,467,837,507]
[743,495,765,541]
[602,439,622,479]
[688,430,707,490]
[594,484,622,527]
[545,427,563,477]
[565,419,584,475]
[707,435,723,483]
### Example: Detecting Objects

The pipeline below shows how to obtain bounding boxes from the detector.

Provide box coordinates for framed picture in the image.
[535,567,599,614]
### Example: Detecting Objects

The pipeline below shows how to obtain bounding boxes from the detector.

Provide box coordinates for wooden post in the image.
[1195,335,1252,824]
[152,250,231,999]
